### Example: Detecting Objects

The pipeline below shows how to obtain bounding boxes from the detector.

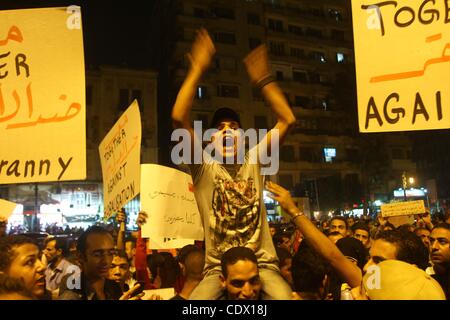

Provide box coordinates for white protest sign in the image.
[0,7,86,183]
[99,100,141,219]
[140,164,203,240]
[0,198,18,220]
[143,288,175,300]
[381,200,425,217]
[148,236,194,250]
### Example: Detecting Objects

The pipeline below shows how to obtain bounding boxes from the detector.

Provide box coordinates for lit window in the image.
[337,53,345,63]
[323,148,336,163]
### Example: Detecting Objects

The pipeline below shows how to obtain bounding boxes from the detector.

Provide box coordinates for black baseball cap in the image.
[210,107,241,129]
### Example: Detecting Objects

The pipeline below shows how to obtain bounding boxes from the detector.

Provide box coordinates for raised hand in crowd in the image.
[265,181,362,289]
[119,283,144,300]
[243,44,271,85]
[187,28,216,74]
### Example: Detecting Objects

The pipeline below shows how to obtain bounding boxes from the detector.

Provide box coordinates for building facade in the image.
[167,0,416,215]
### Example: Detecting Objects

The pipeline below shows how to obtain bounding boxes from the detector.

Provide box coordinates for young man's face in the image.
[330,219,347,237]
[81,233,115,280]
[6,243,46,298]
[221,260,261,300]
[353,229,370,248]
[363,239,398,273]
[212,120,242,160]
[108,255,130,284]
[430,228,450,267]
[415,229,431,252]
[43,240,61,263]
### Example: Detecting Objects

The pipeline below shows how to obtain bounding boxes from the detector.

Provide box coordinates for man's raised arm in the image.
[243,45,296,150]
[171,28,215,136]
[266,181,362,288]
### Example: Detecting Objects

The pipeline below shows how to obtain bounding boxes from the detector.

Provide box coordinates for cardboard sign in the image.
[0,198,17,220]
[0,7,86,183]
[352,0,450,132]
[99,100,141,219]
[142,288,175,300]
[381,200,425,217]
[140,164,203,240]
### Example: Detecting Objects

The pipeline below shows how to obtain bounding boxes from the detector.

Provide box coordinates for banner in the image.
[352,0,450,132]
[0,198,17,220]
[381,200,425,217]
[0,7,86,183]
[140,164,203,240]
[99,100,141,219]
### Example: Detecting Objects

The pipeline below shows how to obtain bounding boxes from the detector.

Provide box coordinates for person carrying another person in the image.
[171,28,296,300]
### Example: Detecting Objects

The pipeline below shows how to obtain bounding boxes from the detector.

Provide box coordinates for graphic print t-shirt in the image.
[189,149,278,272]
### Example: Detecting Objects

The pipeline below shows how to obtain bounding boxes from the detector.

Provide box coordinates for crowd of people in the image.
[1,203,449,300]
[1,28,450,301]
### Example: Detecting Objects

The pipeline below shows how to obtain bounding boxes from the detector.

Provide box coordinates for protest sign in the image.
[0,7,86,183]
[381,200,425,217]
[140,164,203,240]
[142,288,175,300]
[0,198,18,220]
[99,100,141,219]
[352,0,450,132]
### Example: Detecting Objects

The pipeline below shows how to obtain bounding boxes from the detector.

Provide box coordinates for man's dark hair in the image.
[432,222,450,232]
[0,235,37,271]
[336,237,367,270]
[76,226,112,256]
[184,250,205,280]
[221,247,257,279]
[330,216,348,229]
[0,274,34,299]
[210,107,241,129]
[291,241,328,293]
[374,230,429,270]
[147,252,179,288]
[351,222,370,234]
[44,236,68,256]
[177,244,200,264]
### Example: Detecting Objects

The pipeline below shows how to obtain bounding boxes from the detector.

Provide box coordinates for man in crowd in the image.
[43,236,79,297]
[329,216,348,238]
[352,222,371,249]
[219,247,262,300]
[171,28,295,299]
[108,251,135,293]
[58,226,140,300]
[171,246,205,300]
[430,223,450,299]
[414,227,431,253]
[0,235,47,299]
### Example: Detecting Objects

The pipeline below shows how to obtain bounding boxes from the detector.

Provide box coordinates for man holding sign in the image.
[171,29,295,299]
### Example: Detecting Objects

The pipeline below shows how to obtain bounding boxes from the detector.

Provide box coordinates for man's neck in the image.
[179,279,201,300]
[49,256,63,270]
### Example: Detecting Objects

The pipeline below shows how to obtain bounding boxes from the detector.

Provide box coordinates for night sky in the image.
[0,0,160,68]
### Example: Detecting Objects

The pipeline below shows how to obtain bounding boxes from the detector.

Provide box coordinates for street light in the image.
[402,172,415,202]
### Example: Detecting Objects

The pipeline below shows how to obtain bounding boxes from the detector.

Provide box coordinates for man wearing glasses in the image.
[58,226,132,300]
